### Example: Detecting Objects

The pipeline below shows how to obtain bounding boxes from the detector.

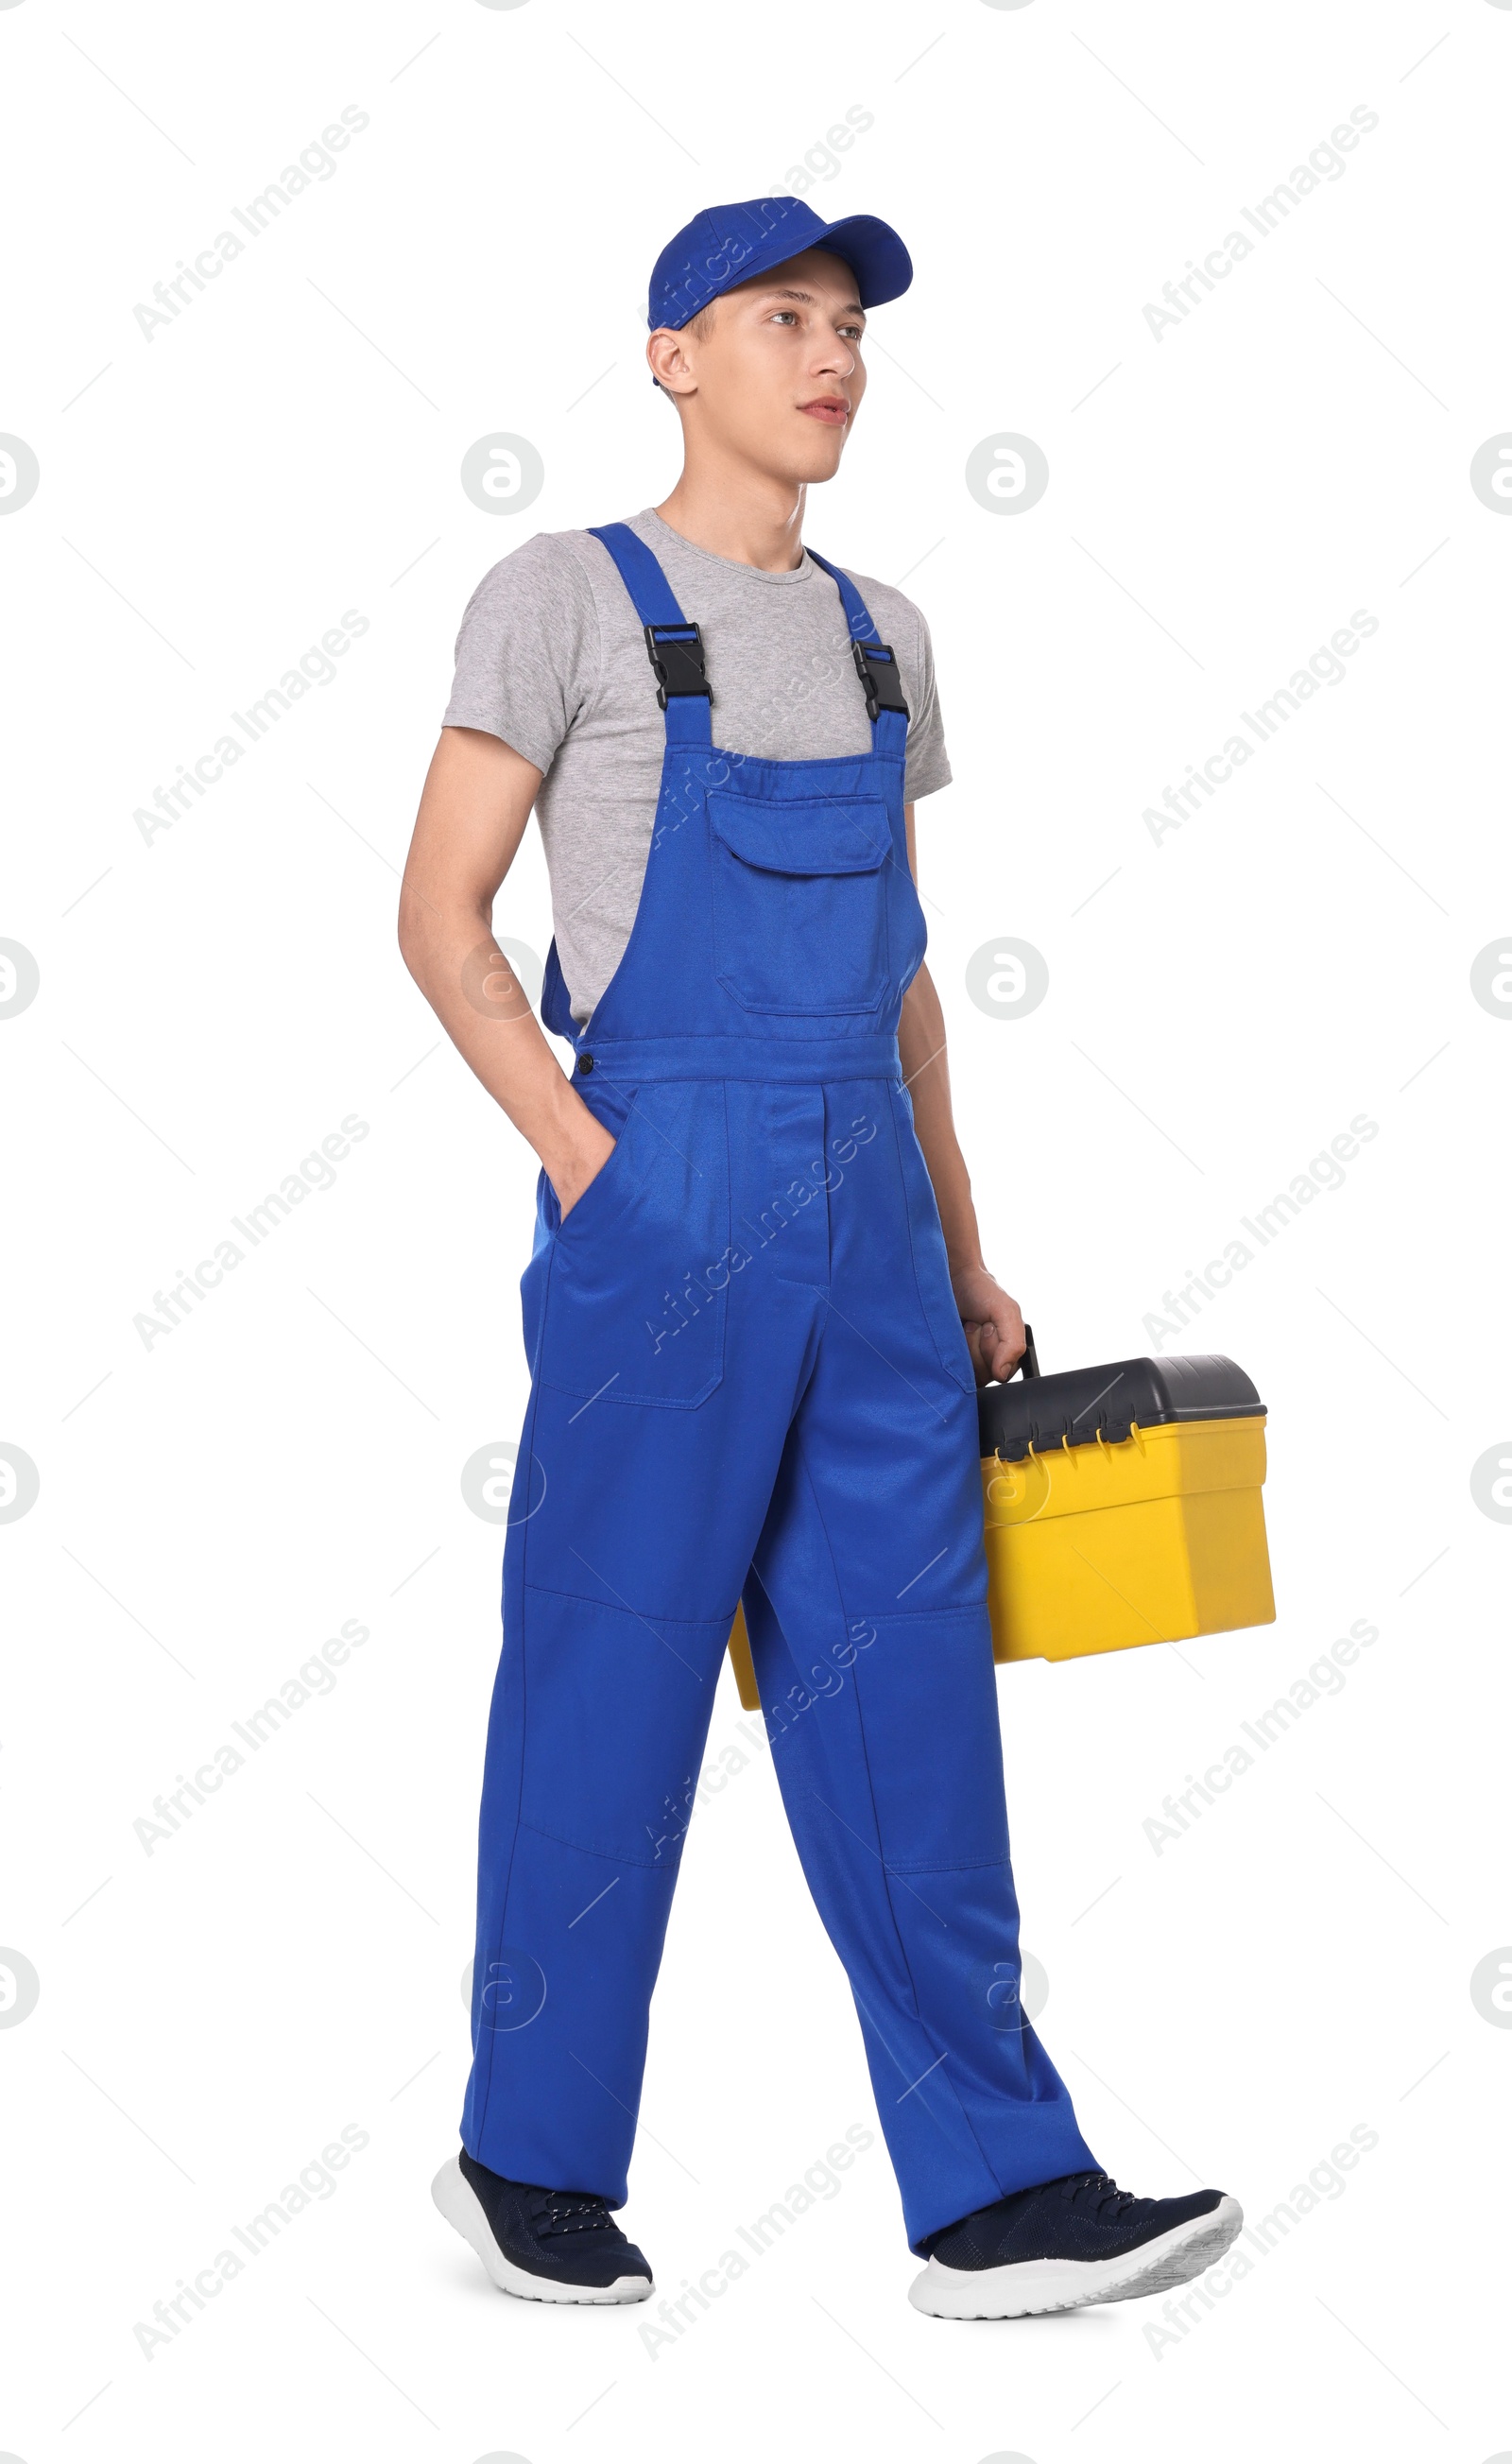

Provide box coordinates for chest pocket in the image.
[708,792,892,1017]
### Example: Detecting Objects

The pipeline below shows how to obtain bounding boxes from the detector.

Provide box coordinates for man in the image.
[401,196,1241,2319]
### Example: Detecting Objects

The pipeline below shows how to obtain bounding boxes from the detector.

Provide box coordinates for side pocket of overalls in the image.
[537,1079,730,1408]
[520,1080,640,1371]
[520,1165,559,1373]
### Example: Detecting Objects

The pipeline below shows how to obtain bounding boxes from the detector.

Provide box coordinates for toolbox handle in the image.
[1014,1321,1040,1380]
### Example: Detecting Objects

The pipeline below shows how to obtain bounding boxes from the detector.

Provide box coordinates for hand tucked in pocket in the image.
[546,1106,618,1221]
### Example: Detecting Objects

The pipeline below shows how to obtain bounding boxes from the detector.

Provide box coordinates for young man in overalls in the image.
[401,198,1240,2321]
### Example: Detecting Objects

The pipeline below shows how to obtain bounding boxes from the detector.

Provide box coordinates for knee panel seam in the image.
[519,1815,684,1876]
[523,1577,730,1638]
[884,1852,1012,1877]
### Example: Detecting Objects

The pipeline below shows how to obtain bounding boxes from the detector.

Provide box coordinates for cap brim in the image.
[808,214,913,309]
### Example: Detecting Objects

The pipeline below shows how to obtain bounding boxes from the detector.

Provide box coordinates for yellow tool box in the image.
[978,1327,1274,1663]
[725,1328,1274,1704]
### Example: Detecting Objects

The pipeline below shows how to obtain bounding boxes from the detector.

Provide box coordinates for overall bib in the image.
[462,525,1098,2251]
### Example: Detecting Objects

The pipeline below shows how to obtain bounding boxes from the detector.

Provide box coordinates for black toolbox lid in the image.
[978,1347,1265,1462]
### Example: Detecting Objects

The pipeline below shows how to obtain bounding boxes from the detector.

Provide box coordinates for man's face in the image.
[651,247,868,480]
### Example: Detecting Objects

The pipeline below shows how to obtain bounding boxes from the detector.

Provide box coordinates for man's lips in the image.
[799,398,850,424]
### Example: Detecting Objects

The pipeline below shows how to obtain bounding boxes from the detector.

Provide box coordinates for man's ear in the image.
[646,326,696,398]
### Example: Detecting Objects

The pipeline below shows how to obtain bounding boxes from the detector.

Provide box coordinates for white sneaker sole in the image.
[431,2157,654,2306]
[908,2193,1245,2320]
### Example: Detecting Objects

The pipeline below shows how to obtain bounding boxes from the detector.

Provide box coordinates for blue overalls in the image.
[462,524,1099,2251]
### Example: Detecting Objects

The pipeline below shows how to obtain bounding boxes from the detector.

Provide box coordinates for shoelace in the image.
[524,2185,616,2240]
[1057,2170,1142,2219]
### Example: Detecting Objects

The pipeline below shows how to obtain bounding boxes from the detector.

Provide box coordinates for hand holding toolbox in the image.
[725,1326,1275,1706]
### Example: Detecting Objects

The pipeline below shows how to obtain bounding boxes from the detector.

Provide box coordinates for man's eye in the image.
[772,310,799,326]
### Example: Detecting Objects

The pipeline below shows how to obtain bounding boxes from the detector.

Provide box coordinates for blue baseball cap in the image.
[647,196,913,333]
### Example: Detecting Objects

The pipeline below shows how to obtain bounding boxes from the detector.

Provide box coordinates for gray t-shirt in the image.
[442,507,951,1025]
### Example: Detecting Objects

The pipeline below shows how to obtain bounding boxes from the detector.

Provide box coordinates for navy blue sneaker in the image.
[432,2150,654,2305]
[909,2169,1243,2319]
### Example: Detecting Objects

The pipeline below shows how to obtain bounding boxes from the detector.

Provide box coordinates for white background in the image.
[3,1,1508,2458]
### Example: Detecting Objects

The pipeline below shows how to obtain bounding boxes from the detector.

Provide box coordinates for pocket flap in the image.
[709,792,891,878]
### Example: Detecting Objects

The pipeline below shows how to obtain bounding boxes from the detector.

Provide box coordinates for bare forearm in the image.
[397,728,611,1210]
[900,962,1026,1381]
[397,889,591,1174]
[898,962,984,1284]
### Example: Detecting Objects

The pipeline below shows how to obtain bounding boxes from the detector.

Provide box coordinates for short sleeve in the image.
[441,533,603,777]
[902,606,952,803]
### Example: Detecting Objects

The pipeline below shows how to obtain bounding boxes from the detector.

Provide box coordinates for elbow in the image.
[396,887,426,985]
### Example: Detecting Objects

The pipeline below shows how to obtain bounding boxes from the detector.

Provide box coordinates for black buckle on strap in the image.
[644,622,711,709]
[851,639,909,724]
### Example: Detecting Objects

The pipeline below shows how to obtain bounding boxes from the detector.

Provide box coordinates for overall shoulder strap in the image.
[806,548,909,759]
[589,522,713,748]
[805,545,879,644]
[589,522,690,626]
